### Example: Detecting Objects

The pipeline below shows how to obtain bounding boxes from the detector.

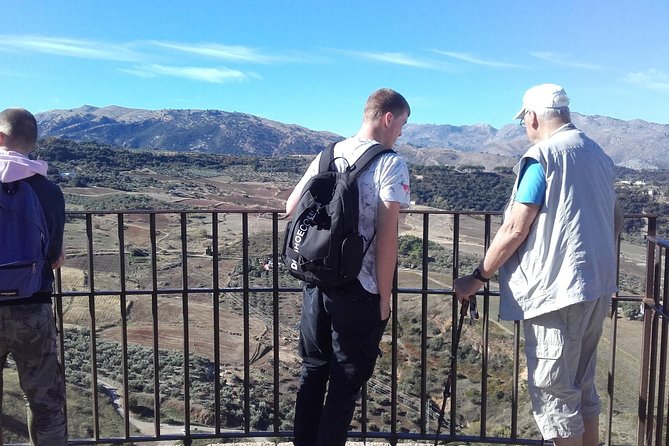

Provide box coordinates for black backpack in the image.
[282,142,394,287]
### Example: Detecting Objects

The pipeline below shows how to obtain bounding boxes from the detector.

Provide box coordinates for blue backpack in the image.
[0,180,49,299]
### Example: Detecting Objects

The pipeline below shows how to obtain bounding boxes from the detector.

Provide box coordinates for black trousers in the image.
[293,280,388,446]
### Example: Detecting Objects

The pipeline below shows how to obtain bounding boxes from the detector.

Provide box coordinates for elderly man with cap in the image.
[454,84,623,446]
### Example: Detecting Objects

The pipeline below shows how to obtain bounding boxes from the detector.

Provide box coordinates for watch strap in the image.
[473,267,490,283]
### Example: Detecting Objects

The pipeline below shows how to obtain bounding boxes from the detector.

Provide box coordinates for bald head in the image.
[0,108,38,155]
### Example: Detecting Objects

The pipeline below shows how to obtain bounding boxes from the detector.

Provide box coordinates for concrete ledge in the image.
[205,443,433,446]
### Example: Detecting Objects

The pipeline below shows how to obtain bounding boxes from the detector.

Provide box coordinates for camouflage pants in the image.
[0,303,66,446]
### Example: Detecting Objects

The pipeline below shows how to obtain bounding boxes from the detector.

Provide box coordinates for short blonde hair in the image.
[0,108,38,153]
[363,88,410,122]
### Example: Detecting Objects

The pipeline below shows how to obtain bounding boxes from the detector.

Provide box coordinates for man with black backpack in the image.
[0,108,67,445]
[285,89,411,446]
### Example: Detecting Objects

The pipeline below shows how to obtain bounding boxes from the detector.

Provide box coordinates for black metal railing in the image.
[637,234,669,446]
[1,209,659,445]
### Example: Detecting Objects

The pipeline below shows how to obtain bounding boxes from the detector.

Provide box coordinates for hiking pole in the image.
[434,296,477,446]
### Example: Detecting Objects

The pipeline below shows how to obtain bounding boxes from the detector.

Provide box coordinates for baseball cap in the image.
[514,83,570,120]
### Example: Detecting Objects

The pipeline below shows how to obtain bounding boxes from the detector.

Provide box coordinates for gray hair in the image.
[537,106,571,123]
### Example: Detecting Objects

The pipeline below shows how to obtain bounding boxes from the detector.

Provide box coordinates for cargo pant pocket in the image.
[524,326,564,389]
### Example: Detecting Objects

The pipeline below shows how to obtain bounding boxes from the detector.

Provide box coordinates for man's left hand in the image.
[380,299,391,321]
[51,250,66,270]
[454,275,483,305]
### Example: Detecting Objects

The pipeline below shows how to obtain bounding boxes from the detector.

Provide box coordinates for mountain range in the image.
[36,105,669,169]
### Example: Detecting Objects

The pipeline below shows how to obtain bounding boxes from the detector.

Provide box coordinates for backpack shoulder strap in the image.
[348,143,396,182]
[1,180,19,196]
[318,142,338,173]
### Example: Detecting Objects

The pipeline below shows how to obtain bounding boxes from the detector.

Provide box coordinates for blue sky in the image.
[2,0,668,136]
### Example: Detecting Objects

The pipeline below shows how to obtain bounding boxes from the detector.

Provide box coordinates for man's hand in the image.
[51,249,66,270]
[376,200,400,322]
[380,297,391,320]
[454,275,483,305]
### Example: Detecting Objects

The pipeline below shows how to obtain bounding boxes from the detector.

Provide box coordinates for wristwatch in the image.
[472,267,490,283]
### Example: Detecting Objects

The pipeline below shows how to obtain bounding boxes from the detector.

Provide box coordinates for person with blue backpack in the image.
[0,108,66,445]
[285,88,411,446]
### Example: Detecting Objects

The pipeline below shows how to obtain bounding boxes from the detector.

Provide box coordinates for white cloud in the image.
[0,34,279,84]
[431,50,523,68]
[0,35,142,62]
[358,51,431,68]
[148,41,292,64]
[120,64,254,83]
[530,52,605,70]
[0,35,307,66]
[334,49,451,71]
[624,69,669,91]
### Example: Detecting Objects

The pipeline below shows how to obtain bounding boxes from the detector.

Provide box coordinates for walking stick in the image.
[434,296,478,446]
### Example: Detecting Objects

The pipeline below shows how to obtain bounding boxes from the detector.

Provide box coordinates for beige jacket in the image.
[499,123,618,321]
